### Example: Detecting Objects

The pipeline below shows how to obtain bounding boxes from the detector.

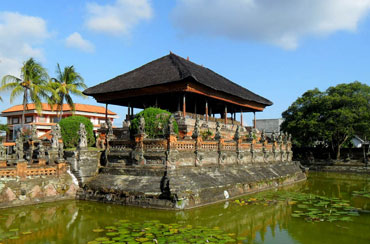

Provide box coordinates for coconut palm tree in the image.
[50,64,87,119]
[0,58,51,127]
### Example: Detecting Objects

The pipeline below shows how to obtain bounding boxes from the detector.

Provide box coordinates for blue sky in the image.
[0,0,370,126]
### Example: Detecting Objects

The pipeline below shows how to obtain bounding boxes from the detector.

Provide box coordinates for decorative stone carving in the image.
[277,132,283,143]
[192,117,200,139]
[271,131,277,143]
[77,123,88,150]
[167,115,175,135]
[214,121,222,140]
[107,119,113,136]
[260,130,266,143]
[138,116,145,135]
[58,141,64,159]
[31,124,38,140]
[37,142,46,159]
[283,132,288,143]
[122,119,131,128]
[247,130,254,142]
[234,125,241,141]
[288,134,292,143]
[15,132,24,160]
[51,124,61,149]
[0,143,6,160]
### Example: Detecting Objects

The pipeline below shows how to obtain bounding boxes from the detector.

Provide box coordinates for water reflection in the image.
[0,172,369,244]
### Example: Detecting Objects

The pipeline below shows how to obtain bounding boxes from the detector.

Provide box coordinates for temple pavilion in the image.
[84,53,272,138]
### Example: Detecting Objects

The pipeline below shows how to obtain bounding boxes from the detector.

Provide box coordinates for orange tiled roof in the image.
[2,103,116,115]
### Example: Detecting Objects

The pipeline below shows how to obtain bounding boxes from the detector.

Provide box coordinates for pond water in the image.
[0,172,369,244]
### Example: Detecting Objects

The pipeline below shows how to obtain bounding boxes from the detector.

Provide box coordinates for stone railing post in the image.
[16,161,27,179]
[166,133,178,169]
[132,133,146,165]
[218,138,224,166]
[57,162,67,176]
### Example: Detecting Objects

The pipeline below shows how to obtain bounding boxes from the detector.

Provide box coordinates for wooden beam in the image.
[253,112,256,128]
[224,106,227,125]
[105,104,108,123]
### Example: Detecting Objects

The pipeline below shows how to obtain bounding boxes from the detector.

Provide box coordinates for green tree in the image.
[130,107,178,138]
[281,81,370,160]
[0,58,51,127]
[59,115,95,148]
[50,64,87,119]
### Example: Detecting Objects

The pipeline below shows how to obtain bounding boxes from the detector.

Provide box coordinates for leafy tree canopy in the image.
[281,81,370,159]
[130,107,178,138]
[59,115,95,148]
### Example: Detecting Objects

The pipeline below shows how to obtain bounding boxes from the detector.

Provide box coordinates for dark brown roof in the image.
[84,53,272,106]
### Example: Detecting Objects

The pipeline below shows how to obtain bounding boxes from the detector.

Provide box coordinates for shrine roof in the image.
[83,53,273,106]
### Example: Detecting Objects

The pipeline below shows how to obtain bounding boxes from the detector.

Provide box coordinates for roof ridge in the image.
[169,53,193,80]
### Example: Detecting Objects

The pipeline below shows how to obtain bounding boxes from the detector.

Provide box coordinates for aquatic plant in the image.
[88,220,236,244]
[234,191,361,223]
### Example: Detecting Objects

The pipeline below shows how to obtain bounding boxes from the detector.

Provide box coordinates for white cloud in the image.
[65,32,95,53]
[0,11,50,79]
[172,0,370,49]
[85,0,153,36]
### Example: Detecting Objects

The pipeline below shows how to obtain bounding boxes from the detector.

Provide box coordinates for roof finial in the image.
[170,51,173,54]
[187,56,189,61]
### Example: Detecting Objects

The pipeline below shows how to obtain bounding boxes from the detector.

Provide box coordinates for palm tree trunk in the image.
[59,97,64,120]
[21,89,27,128]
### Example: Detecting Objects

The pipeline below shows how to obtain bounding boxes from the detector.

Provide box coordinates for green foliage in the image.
[0,124,8,132]
[130,107,178,138]
[281,81,370,159]
[59,116,95,148]
[0,58,52,125]
[201,129,213,140]
[49,63,87,119]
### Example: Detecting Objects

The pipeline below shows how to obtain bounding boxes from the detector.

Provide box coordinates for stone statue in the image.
[214,121,222,140]
[192,116,200,139]
[0,143,6,160]
[51,124,60,149]
[271,131,277,143]
[122,119,131,128]
[234,125,241,141]
[77,123,88,149]
[167,115,175,135]
[58,140,64,159]
[31,124,38,140]
[288,134,292,143]
[107,119,113,136]
[277,132,283,143]
[283,132,288,143]
[37,142,46,159]
[247,130,254,142]
[15,132,24,160]
[138,116,145,134]
[260,129,266,143]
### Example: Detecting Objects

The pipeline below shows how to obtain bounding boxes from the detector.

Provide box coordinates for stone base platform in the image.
[77,162,306,209]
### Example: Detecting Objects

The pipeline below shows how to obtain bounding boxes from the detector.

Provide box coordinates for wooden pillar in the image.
[183,94,186,117]
[127,103,130,117]
[177,98,180,111]
[205,101,208,121]
[224,106,227,124]
[105,104,108,123]
[253,112,256,128]
[194,102,197,114]
[240,111,243,126]
[155,97,158,107]
[131,107,134,116]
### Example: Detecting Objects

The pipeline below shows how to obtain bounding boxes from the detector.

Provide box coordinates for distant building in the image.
[255,118,284,135]
[1,103,118,141]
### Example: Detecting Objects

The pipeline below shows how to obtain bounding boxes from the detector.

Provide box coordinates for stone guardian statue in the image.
[77,123,88,150]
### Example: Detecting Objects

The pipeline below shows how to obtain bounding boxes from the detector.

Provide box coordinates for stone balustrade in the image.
[106,132,292,169]
[0,161,67,179]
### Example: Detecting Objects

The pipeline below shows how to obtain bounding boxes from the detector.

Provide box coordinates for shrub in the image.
[130,107,178,138]
[201,129,213,140]
[59,115,95,148]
